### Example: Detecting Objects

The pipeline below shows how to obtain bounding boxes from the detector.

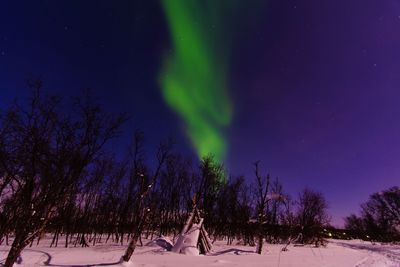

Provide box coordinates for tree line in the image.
[345,186,400,242]
[1,84,396,266]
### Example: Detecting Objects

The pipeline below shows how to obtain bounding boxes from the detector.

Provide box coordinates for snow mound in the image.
[120,260,138,267]
[146,236,173,251]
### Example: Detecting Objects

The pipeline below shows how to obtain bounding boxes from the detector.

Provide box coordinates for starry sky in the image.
[1,0,400,226]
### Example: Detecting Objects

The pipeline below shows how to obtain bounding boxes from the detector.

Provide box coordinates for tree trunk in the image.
[4,234,25,267]
[92,233,97,246]
[65,232,69,248]
[122,208,147,262]
[256,235,263,254]
[4,218,50,267]
[122,232,140,262]
[50,230,58,247]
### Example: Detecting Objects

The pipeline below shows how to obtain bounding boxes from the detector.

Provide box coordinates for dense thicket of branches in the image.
[295,189,330,246]
[0,83,127,266]
[345,187,400,242]
[0,86,334,265]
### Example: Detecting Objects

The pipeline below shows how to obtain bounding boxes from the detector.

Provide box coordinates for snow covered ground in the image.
[1,237,399,267]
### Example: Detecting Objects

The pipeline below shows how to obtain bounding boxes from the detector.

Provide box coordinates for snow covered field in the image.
[1,237,399,267]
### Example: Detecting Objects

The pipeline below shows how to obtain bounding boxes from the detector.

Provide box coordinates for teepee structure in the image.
[172,205,212,255]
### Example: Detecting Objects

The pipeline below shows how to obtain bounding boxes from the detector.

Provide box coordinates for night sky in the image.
[1,0,400,226]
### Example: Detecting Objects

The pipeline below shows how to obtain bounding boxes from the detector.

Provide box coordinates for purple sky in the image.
[1,0,400,226]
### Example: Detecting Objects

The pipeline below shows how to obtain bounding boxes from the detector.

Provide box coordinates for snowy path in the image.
[330,239,400,266]
[1,238,399,267]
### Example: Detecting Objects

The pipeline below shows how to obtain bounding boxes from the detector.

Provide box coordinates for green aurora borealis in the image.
[160,0,239,162]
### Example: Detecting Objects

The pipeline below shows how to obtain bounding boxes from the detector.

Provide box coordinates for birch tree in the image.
[1,83,126,267]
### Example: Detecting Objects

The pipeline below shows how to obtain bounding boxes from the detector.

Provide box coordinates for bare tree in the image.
[122,138,172,262]
[214,176,251,244]
[253,161,270,254]
[296,188,330,246]
[345,186,400,242]
[1,83,126,267]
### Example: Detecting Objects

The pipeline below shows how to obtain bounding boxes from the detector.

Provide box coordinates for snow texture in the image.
[0,237,399,267]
